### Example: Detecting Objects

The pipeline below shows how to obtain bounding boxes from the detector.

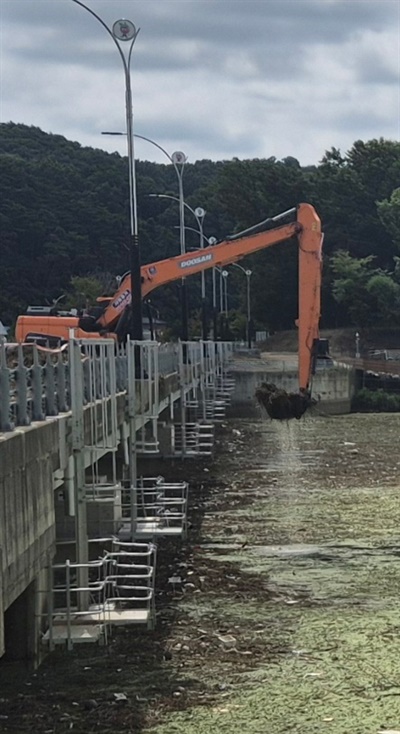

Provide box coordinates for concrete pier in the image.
[0,422,58,660]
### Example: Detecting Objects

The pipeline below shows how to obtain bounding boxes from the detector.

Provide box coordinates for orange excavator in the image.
[15,202,323,394]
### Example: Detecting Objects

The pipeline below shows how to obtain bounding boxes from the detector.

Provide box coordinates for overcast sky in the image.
[1,0,399,166]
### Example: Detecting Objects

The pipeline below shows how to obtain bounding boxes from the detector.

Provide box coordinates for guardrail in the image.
[0,339,235,433]
[339,356,400,376]
[0,342,69,431]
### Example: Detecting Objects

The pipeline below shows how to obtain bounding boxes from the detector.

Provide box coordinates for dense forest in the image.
[1,122,399,338]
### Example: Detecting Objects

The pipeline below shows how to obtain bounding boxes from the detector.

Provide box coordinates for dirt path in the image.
[1,414,400,733]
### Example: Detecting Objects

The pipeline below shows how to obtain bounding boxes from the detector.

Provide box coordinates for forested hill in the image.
[1,122,399,335]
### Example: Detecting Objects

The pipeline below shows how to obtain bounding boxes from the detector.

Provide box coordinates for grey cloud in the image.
[333,108,399,135]
[355,56,400,86]
[3,0,398,71]
[2,0,399,166]
[135,116,262,158]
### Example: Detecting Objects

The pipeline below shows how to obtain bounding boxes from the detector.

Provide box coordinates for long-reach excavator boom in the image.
[15,202,323,392]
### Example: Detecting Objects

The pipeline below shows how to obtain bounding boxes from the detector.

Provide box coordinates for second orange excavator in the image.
[15,202,323,395]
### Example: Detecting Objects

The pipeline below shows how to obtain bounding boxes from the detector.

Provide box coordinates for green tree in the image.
[331,250,400,326]
[331,251,375,325]
[366,273,400,323]
[377,188,400,251]
[64,274,115,311]
[2,122,400,337]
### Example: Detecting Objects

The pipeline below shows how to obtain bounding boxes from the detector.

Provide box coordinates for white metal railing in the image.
[1,338,235,433]
[173,422,214,457]
[29,336,235,654]
[71,338,118,454]
[128,340,161,454]
[39,541,156,649]
[83,475,189,540]
[0,341,69,431]
[175,340,235,454]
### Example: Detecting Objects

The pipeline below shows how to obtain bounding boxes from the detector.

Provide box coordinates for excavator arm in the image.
[15,203,322,392]
[98,202,322,391]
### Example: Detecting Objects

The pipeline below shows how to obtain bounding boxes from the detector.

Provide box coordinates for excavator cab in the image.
[316,338,330,358]
[312,337,333,373]
[78,302,109,333]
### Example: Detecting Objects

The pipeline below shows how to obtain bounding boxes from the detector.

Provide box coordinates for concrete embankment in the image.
[0,421,58,660]
[229,352,356,416]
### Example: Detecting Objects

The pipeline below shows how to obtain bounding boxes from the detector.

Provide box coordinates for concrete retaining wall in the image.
[312,363,356,414]
[0,421,59,657]
[230,362,356,416]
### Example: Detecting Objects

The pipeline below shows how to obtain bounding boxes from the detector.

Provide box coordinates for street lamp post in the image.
[245,269,252,349]
[355,332,360,359]
[219,270,229,341]
[170,152,189,343]
[101,136,189,341]
[122,144,188,342]
[133,146,188,343]
[174,225,216,341]
[218,268,224,314]
[69,0,145,597]
[102,135,188,339]
[73,1,143,340]
[194,207,207,340]
[149,193,210,342]
[229,263,253,348]
[208,238,218,340]
[222,270,229,315]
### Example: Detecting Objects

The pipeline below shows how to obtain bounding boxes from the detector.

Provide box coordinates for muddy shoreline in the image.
[1,414,400,733]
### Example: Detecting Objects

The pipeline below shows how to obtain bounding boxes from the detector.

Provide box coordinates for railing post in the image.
[128,341,138,539]
[56,351,69,413]
[69,336,88,610]
[47,560,54,652]
[16,344,30,426]
[179,341,186,458]
[32,346,45,422]
[66,560,73,651]
[45,352,58,417]
[0,342,13,431]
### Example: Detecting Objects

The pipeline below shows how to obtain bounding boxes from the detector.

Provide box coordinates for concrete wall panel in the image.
[0,428,57,612]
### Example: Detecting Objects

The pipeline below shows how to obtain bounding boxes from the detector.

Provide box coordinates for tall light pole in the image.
[194,207,207,340]
[73,1,143,340]
[230,263,253,348]
[151,195,207,340]
[174,224,216,342]
[132,144,188,340]
[127,143,188,341]
[217,269,229,341]
[171,152,189,343]
[102,136,189,341]
[355,331,360,359]
[217,267,224,314]
[150,204,216,341]
[208,237,218,341]
[245,268,252,349]
[222,270,229,315]
[150,192,214,344]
